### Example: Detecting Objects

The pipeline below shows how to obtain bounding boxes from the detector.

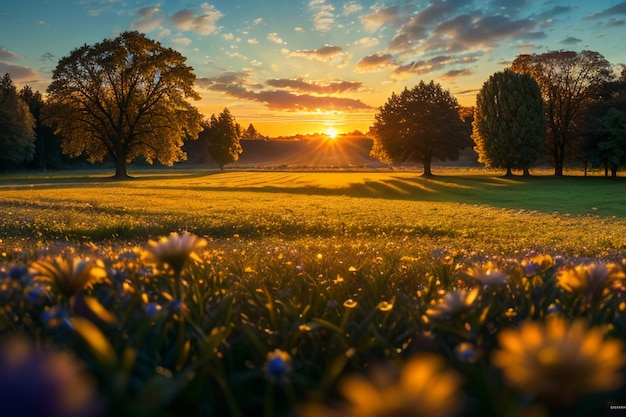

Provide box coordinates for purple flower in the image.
[0,337,102,417]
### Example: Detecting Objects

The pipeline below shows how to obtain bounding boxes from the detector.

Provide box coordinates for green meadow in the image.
[2,169,626,255]
[2,169,626,417]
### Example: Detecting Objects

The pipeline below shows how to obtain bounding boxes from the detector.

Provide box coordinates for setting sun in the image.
[324,127,339,139]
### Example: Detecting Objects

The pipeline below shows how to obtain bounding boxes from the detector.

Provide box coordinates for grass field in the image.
[2,168,626,255]
[2,168,626,417]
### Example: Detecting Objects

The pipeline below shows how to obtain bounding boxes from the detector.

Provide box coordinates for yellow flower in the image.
[556,262,624,303]
[492,317,626,406]
[521,253,554,276]
[142,232,208,275]
[32,255,108,297]
[309,355,462,417]
[426,287,479,320]
[466,261,508,285]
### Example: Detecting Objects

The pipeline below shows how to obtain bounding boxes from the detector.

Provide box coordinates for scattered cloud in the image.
[0,46,23,61]
[353,37,379,47]
[130,6,163,33]
[39,52,56,63]
[360,6,400,33]
[171,4,223,35]
[354,53,395,72]
[287,45,344,61]
[561,36,581,44]
[266,78,362,94]
[247,38,259,45]
[309,0,335,32]
[267,33,285,44]
[172,36,192,46]
[0,61,40,83]
[587,1,626,19]
[393,55,478,79]
[605,18,625,26]
[343,2,363,16]
[197,71,371,111]
[440,69,472,81]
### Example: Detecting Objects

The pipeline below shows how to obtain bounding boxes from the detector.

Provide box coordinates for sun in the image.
[324,127,338,139]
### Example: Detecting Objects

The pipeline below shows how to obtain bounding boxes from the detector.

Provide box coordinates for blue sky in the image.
[1,0,625,136]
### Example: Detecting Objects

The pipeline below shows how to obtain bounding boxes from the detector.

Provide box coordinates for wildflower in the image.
[9,265,28,280]
[301,354,462,417]
[41,306,73,331]
[492,317,626,406]
[556,262,624,304]
[522,254,554,277]
[427,287,479,320]
[466,261,508,285]
[343,298,358,309]
[264,349,292,384]
[0,336,101,417]
[26,285,49,306]
[142,232,208,276]
[455,342,479,364]
[145,302,162,318]
[31,255,108,297]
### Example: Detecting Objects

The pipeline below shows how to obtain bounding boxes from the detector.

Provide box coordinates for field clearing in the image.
[1,169,626,257]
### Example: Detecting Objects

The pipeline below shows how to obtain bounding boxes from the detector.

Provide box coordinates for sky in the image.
[1,1,626,137]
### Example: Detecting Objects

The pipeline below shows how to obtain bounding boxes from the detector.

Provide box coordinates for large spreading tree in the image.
[472,69,545,176]
[370,80,469,176]
[205,108,243,170]
[42,31,203,179]
[0,73,35,170]
[511,50,614,176]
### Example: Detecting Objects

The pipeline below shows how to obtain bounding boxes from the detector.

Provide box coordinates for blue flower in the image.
[264,349,292,383]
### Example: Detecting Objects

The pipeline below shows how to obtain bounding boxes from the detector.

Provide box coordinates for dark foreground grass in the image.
[1,169,626,417]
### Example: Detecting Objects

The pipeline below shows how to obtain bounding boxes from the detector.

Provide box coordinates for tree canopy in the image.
[472,69,545,175]
[42,31,203,179]
[0,73,35,169]
[511,50,614,176]
[370,80,469,176]
[205,108,243,170]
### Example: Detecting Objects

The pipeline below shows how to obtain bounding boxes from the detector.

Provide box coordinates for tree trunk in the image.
[504,167,513,177]
[422,158,433,177]
[522,167,531,177]
[554,159,564,176]
[113,157,131,179]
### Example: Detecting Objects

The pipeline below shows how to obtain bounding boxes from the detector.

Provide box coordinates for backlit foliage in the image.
[472,69,545,175]
[370,80,470,176]
[42,31,203,179]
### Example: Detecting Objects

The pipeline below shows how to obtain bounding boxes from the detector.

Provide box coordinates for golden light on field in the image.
[324,127,339,139]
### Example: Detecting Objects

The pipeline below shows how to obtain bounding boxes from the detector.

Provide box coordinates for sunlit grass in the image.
[2,170,626,256]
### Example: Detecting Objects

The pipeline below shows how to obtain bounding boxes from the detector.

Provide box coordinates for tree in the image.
[42,31,203,179]
[242,123,263,140]
[472,69,545,176]
[597,107,626,176]
[370,80,469,176]
[0,73,35,169]
[511,50,615,176]
[578,70,626,176]
[205,108,243,170]
[20,85,64,170]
